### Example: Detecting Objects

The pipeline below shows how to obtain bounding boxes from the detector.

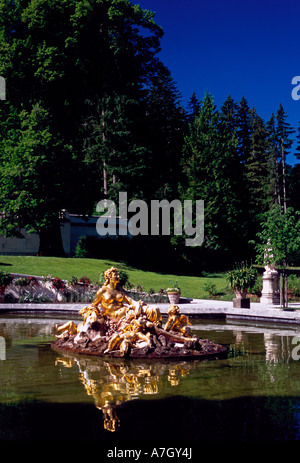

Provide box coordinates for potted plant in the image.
[0,271,13,302]
[166,282,181,304]
[227,264,257,308]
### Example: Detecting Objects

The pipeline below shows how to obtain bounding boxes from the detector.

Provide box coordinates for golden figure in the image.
[55,305,103,338]
[55,320,78,338]
[78,304,103,324]
[104,318,152,356]
[164,304,193,337]
[121,301,162,328]
[90,267,137,320]
[144,305,162,328]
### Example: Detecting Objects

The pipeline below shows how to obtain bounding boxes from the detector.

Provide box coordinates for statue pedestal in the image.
[260,269,280,305]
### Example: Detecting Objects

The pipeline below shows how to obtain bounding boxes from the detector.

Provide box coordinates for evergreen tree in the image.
[244,108,270,221]
[236,96,252,163]
[181,92,246,262]
[295,122,300,161]
[143,62,186,200]
[276,104,294,212]
[288,164,300,212]
[186,91,201,124]
[266,114,281,206]
[219,95,239,136]
[83,92,151,204]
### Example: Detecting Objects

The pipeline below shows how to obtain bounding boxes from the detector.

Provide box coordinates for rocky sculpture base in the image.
[51,328,227,360]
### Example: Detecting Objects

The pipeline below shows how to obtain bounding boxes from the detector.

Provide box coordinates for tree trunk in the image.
[37,215,65,257]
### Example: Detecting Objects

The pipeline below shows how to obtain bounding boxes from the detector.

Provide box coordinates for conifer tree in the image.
[236,96,252,163]
[276,104,294,212]
[220,95,239,136]
[181,92,246,261]
[144,63,186,200]
[266,114,281,206]
[186,91,201,124]
[295,122,300,161]
[245,108,270,221]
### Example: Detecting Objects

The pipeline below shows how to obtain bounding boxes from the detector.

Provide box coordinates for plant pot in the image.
[167,291,181,304]
[233,297,250,308]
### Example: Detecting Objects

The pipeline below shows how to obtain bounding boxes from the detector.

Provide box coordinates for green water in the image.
[1,314,300,442]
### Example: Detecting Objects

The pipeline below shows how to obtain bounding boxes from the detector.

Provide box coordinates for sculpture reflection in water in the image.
[55,353,195,432]
[53,266,226,360]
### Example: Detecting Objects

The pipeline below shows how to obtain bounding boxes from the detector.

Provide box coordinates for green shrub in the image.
[203,282,218,297]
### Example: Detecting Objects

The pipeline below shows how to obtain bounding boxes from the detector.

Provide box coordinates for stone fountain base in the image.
[51,331,227,360]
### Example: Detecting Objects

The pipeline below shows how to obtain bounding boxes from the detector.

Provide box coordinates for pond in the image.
[1,313,300,443]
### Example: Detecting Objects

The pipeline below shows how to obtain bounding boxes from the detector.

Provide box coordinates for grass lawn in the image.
[0,255,230,300]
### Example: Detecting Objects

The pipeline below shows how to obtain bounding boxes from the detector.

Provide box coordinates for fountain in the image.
[52,267,227,360]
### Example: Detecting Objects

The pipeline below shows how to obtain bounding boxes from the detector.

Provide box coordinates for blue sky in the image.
[135,0,300,166]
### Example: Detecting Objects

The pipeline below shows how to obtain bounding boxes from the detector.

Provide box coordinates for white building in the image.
[0,211,130,256]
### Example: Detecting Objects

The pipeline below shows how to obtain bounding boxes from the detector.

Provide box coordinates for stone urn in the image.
[167,291,181,304]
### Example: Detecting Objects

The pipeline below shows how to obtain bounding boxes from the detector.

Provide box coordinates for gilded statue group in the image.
[55,266,196,357]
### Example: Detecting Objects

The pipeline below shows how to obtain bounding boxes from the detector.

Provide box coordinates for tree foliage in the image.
[0,0,184,254]
[0,0,299,270]
[254,204,300,268]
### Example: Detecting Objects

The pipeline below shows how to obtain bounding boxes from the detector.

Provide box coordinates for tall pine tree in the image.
[181,92,246,265]
[276,104,295,212]
[244,108,270,222]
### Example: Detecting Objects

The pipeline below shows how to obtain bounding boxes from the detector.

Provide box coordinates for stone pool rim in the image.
[1,299,300,325]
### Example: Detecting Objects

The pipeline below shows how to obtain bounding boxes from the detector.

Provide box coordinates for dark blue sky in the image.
[135,0,300,166]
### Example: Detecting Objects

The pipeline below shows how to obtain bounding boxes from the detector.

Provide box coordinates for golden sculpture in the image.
[54,266,227,360]
[56,320,78,338]
[55,267,167,352]
[55,305,102,338]
[90,267,137,320]
[164,304,193,337]
[104,319,152,356]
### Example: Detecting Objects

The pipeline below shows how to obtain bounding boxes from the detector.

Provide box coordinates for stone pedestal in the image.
[260,268,280,305]
[233,297,250,309]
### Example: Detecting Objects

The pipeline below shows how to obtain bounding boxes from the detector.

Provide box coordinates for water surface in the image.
[1,314,300,442]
